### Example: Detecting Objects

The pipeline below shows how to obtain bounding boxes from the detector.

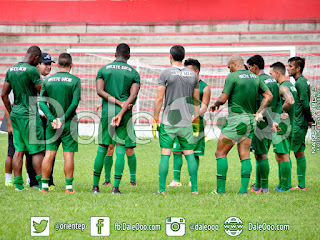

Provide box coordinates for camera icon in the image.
[166,217,185,236]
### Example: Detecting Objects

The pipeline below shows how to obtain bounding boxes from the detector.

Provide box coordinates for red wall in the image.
[0,0,319,23]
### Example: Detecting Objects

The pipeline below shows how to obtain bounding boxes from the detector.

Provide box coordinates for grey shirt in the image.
[158,66,199,127]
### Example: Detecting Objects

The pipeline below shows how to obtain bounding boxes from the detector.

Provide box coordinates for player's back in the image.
[159,67,198,127]
[224,70,262,115]
[43,72,81,118]
[5,62,41,118]
[97,61,140,118]
[294,75,310,127]
[258,73,279,116]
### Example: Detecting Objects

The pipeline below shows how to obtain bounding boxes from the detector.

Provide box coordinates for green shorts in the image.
[173,124,205,155]
[10,116,44,154]
[46,119,78,152]
[251,121,272,155]
[273,134,292,154]
[221,114,255,141]
[159,124,194,150]
[98,116,136,148]
[291,126,308,153]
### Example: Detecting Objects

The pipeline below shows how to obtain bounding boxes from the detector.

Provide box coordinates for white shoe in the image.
[168,180,182,187]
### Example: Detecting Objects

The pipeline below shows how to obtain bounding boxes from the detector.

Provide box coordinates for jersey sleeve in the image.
[30,67,42,85]
[96,67,103,81]
[222,73,235,95]
[4,71,9,83]
[39,80,55,122]
[258,77,269,94]
[132,70,141,85]
[158,70,167,86]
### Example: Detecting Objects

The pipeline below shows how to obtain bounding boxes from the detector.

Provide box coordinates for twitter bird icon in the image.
[31,217,50,236]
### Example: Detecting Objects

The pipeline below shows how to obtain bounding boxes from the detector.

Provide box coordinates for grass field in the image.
[0,132,319,239]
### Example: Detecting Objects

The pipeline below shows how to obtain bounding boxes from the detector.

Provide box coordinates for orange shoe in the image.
[65,189,75,194]
[41,189,49,193]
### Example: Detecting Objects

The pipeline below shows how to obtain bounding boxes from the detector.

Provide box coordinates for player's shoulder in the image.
[199,79,208,87]
[260,73,277,84]
[296,75,310,86]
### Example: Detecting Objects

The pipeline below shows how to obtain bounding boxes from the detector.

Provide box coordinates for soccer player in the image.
[2,46,44,191]
[269,62,297,192]
[168,58,211,187]
[247,55,280,194]
[39,53,81,193]
[153,45,200,195]
[92,43,140,194]
[287,57,313,190]
[210,55,272,194]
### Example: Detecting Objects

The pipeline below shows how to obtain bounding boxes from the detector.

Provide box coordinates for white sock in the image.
[5,173,12,183]
[26,173,30,185]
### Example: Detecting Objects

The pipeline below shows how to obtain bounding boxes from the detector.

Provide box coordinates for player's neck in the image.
[259,70,265,75]
[115,57,127,63]
[278,76,287,85]
[171,61,183,67]
[59,67,71,73]
[293,72,302,80]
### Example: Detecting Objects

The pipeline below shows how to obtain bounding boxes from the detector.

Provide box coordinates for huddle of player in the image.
[1,44,313,195]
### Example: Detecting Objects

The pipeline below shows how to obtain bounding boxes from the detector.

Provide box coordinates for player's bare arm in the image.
[111,83,140,126]
[96,78,123,107]
[210,92,229,112]
[254,89,273,122]
[199,85,211,116]
[279,84,295,113]
[1,82,12,114]
[35,83,42,94]
[192,88,200,119]
[153,86,166,119]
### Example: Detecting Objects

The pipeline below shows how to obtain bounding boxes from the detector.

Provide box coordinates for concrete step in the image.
[0,31,319,44]
[0,20,319,33]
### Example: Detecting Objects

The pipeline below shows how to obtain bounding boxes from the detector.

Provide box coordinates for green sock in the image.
[260,158,269,189]
[216,157,228,193]
[296,156,306,188]
[277,163,281,188]
[255,159,261,189]
[104,155,113,182]
[66,177,74,191]
[158,154,170,192]
[239,158,252,194]
[288,156,292,188]
[41,178,50,191]
[173,154,183,181]
[280,161,291,191]
[14,176,24,190]
[114,145,125,187]
[127,153,137,182]
[36,174,42,190]
[93,145,108,186]
[185,153,198,192]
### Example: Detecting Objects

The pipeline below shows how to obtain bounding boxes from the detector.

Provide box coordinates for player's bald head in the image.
[228,54,244,66]
[116,43,130,59]
[227,54,245,72]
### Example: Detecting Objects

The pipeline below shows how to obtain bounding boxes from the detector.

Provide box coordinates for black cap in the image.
[40,53,55,63]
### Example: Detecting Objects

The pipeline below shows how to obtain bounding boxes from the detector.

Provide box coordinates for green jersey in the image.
[294,75,312,128]
[278,81,297,137]
[199,79,208,125]
[39,72,81,122]
[258,73,279,118]
[96,61,140,119]
[4,62,42,118]
[222,70,269,115]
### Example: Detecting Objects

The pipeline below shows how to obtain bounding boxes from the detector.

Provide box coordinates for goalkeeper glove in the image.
[152,117,159,138]
[192,117,200,137]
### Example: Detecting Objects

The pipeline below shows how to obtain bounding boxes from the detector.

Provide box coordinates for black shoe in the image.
[112,186,121,194]
[102,181,111,186]
[92,186,100,193]
[129,181,137,186]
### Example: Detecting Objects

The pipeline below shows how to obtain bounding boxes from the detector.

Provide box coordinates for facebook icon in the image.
[91,217,110,236]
